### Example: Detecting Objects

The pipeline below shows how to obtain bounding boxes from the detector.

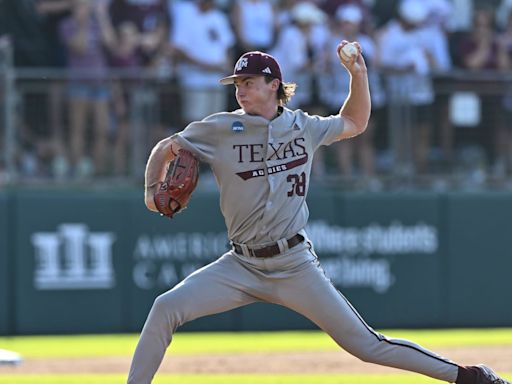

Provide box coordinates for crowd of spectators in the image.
[1,0,512,188]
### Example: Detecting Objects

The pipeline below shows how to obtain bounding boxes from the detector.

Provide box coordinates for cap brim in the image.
[219,75,237,85]
[219,73,269,85]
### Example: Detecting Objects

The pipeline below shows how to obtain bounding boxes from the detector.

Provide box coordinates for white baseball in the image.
[338,43,358,61]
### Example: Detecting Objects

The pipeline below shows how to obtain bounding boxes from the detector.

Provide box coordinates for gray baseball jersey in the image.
[128,107,460,384]
[173,107,343,244]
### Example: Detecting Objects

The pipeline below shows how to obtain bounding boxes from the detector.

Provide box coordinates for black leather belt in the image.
[233,234,304,258]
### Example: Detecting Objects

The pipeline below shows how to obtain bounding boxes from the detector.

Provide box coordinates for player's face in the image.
[234,76,279,116]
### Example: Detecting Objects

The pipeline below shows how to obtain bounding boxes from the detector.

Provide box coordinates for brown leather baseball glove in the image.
[153,149,199,218]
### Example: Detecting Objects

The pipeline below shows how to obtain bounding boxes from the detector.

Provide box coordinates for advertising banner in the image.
[5,189,512,334]
[14,190,130,334]
[317,193,444,328]
[124,191,239,332]
[444,193,512,327]
[0,194,9,334]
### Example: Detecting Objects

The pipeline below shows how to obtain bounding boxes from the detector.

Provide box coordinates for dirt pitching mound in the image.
[0,345,511,375]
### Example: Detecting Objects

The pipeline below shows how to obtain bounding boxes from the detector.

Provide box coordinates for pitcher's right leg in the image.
[127,253,258,384]
[274,252,459,383]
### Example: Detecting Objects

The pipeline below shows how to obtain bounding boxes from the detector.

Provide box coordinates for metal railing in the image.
[2,59,512,191]
[4,66,180,185]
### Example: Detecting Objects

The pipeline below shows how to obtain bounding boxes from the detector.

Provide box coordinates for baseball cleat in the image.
[473,364,511,384]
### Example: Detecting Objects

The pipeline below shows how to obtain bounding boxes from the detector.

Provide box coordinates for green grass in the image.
[0,330,511,384]
[0,334,138,358]
[1,328,512,358]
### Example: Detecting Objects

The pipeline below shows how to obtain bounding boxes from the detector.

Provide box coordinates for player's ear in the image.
[270,78,280,91]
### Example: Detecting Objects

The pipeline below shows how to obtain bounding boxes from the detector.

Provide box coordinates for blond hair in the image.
[264,77,297,106]
[278,82,297,106]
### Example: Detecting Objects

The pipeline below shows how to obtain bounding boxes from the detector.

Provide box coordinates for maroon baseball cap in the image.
[220,51,282,85]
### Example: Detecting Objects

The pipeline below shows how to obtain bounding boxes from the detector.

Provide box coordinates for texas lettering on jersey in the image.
[233,137,308,180]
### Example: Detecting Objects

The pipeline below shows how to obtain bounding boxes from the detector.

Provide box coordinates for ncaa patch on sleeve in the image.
[232,121,244,132]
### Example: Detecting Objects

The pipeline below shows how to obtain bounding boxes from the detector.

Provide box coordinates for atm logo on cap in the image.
[235,58,248,71]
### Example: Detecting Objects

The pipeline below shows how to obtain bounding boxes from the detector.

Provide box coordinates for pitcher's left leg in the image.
[128,253,258,384]
[274,253,459,382]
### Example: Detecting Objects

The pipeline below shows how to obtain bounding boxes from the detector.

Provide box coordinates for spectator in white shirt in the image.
[172,0,235,123]
[270,1,328,109]
[319,3,385,182]
[377,0,451,175]
[231,0,278,56]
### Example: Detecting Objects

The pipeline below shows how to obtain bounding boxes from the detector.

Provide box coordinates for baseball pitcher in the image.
[127,43,510,384]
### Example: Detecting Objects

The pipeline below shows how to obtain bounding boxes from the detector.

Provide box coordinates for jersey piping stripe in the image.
[311,256,459,369]
[334,289,458,368]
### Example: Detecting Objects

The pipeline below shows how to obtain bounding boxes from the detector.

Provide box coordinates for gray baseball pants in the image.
[127,237,459,384]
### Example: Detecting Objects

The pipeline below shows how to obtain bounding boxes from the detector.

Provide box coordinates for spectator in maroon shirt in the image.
[457,7,500,71]
[108,0,169,67]
[108,0,174,155]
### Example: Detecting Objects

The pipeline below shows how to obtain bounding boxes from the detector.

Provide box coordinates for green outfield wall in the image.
[0,194,10,334]
[443,193,512,327]
[0,188,511,335]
